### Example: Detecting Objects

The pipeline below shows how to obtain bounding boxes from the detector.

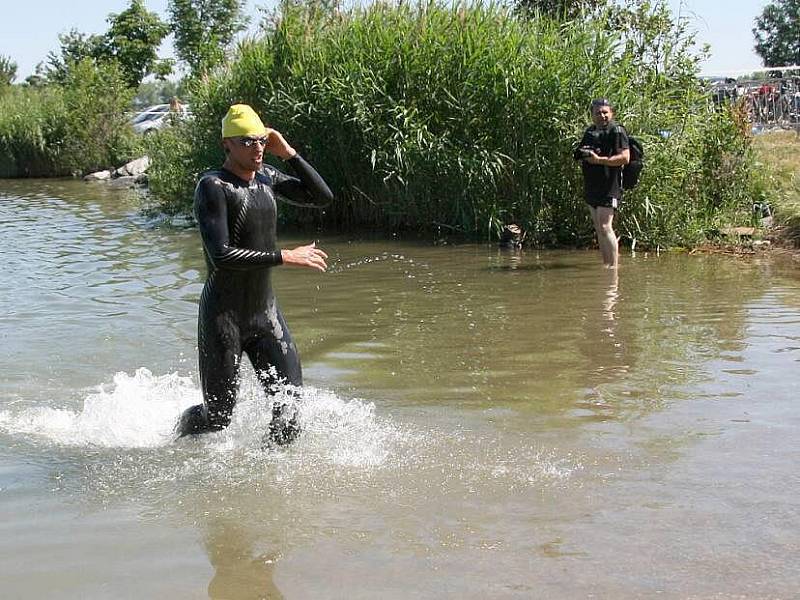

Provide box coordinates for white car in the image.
[130,104,190,134]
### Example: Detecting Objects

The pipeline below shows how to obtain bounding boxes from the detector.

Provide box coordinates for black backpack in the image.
[622,135,644,190]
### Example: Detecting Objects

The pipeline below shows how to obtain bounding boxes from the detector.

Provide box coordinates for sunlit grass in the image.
[752,130,800,246]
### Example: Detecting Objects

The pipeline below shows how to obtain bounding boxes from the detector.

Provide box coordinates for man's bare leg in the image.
[589,205,618,268]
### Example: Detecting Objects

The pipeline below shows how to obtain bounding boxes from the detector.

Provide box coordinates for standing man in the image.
[575,99,630,268]
[176,104,333,445]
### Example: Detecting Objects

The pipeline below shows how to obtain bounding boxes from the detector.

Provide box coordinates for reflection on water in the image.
[1,179,800,598]
[204,517,283,600]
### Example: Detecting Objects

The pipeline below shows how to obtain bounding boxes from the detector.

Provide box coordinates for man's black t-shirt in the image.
[578,123,629,203]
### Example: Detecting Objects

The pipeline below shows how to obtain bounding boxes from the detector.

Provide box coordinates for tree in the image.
[0,55,17,86]
[43,1,171,87]
[44,29,107,83]
[753,0,800,67]
[168,0,249,77]
[105,0,173,87]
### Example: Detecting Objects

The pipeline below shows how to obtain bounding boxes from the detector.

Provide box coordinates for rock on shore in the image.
[83,156,149,187]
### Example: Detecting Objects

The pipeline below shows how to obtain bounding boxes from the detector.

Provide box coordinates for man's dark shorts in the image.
[586,195,619,210]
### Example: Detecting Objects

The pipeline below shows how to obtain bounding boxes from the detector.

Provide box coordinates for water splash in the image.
[326,252,426,275]
[0,368,398,466]
[0,368,579,505]
[0,368,195,448]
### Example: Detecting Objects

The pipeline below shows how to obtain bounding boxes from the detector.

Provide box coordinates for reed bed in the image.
[147,1,762,247]
[0,86,69,177]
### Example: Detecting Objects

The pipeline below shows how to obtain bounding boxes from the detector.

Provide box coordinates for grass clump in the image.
[751,130,800,247]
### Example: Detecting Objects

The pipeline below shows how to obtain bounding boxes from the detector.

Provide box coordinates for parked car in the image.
[129,103,191,134]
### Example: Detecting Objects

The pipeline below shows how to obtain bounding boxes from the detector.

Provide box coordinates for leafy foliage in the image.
[1,0,762,249]
[168,0,249,78]
[0,85,68,177]
[0,2,166,176]
[44,0,171,88]
[44,29,107,84]
[0,60,139,177]
[59,59,139,173]
[104,0,173,87]
[142,123,197,214]
[515,0,607,20]
[753,0,800,67]
[0,55,17,87]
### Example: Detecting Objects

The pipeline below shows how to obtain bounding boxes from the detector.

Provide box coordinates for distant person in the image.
[169,96,183,113]
[176,104,333,445]
[574,98,630,268]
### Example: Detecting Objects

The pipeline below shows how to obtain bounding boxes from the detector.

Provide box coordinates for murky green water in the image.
[1,178,799,599]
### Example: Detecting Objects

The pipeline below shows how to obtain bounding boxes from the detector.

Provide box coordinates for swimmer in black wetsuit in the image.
[176,104,333,444]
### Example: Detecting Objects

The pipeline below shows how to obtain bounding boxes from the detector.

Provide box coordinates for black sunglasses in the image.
[238,136,269,148]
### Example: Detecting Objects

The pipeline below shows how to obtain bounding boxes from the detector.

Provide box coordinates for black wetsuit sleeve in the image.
[270,155,334,207]
[195,176,283,270]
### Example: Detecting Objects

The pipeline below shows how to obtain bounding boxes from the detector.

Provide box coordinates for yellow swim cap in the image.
[221,104,267,138]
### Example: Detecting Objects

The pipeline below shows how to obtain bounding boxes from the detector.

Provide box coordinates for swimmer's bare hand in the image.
[264,129,297,161]
[281,242,328,272]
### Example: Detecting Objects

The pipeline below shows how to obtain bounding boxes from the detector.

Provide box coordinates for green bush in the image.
[0,59,140,177]
[0,85,69,177]
[142,118,197,214]
[59,59,140,173]
[147,0,760,247]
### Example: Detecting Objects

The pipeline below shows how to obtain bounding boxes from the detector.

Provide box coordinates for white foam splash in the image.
[0,369,579,494]
[184,377,406,470]
[294,386,397,468]
[0,369,403,470]
[0,368,197,448]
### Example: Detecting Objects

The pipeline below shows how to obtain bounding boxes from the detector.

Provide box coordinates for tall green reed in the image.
[0,86,69,177]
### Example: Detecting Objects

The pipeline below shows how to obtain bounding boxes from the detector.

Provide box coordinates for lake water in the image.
[1,178,799,599]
